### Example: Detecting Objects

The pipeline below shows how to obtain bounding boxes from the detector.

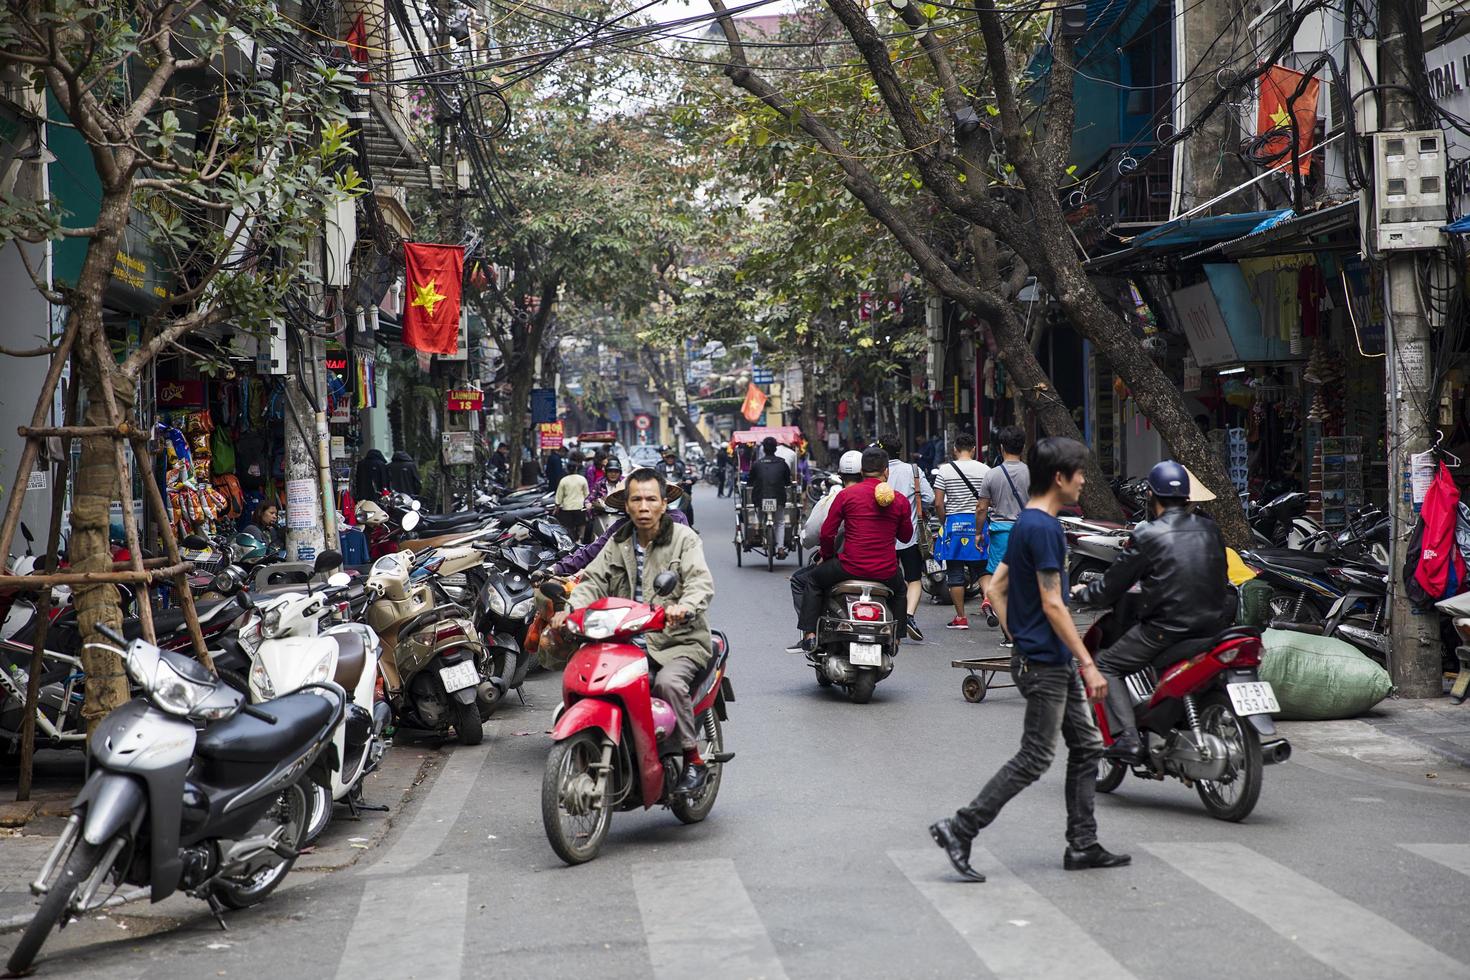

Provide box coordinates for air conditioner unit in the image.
[1374,131,1448,251]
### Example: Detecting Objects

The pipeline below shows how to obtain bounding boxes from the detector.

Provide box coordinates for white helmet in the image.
[838,450,864,475]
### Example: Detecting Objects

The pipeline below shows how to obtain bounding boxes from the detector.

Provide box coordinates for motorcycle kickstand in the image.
[206,892,230,932]
[347,784,391,817]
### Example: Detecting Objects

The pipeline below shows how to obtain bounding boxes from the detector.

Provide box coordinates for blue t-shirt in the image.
[1003,508,1070,665]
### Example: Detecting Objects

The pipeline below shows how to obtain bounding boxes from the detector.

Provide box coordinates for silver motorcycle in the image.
[7,625,344,975]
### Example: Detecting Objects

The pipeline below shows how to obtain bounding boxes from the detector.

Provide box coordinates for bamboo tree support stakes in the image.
[16,357,79,803]
[0,319,81,565]
[130,432,211,669]
[82,322,157,648]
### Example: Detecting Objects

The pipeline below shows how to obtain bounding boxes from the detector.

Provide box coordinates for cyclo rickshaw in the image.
[730,426,805,572]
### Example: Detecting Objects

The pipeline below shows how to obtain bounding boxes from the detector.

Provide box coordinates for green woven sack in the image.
[1259,629,1394,720]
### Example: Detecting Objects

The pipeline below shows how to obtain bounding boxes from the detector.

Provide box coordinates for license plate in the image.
[924,559,941,575]
[1227,681,1280,716]
[439,661,480,693]
[850,642,883,667]
[762,499,777,513]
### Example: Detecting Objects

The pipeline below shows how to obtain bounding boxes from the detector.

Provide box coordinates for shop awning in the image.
[1083,209,1291,273]
[1445,215,1470,234]
[1183,200,1360,260]
[732,426,801,445]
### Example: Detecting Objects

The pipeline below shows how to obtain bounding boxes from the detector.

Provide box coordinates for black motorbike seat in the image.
[1249,549,1332,575]
[830,580,893,599]
[1152,625,1262,670]
[416,512,486,532]
[331,630,367,690]
[195,690,338,763]
[121,599,230,641]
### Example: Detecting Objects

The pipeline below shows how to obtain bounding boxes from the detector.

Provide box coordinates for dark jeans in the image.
[952,657,1104,850]
[1096,623,1190,735]
[794,559,904,633]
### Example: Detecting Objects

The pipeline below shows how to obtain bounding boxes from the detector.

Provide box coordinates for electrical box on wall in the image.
[1374,130,1448,251]
[256,318,287,375]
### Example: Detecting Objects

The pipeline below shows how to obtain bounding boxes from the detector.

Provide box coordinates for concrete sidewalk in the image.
[0,741,442,932]
[1359,695,1470,769]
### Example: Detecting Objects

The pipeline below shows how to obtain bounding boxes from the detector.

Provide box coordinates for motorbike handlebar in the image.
[96,623,126,644]
[240,703,278,724]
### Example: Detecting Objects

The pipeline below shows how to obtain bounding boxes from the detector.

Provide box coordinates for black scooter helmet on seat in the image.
[1146,459,1190,500]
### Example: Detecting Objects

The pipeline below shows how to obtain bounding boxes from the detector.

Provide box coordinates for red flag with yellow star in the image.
[403,242,464,355]
[740,382,767,423]
[1257,65,1319,175]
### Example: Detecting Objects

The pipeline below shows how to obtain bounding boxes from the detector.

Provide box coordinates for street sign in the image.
[446,388,483,412]
[635,414,652,431]
[539,421,565,449]
[531,387,557,424]
[752,369,774,385]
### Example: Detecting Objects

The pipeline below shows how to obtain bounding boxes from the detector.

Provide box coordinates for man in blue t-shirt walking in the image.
[928,438,1130,882]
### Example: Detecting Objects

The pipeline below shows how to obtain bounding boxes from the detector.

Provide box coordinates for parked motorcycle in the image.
[805,578,899,703]
[1081,598,1289,822]
[242,552,391,844]
[6,625,343,975]
[538,574,733,865]
[364,550,491,744]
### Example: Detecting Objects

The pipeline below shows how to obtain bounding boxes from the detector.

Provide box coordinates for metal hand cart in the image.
[950,654,1018,703]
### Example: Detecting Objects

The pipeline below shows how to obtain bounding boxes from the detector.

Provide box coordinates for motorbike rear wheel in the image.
[542,731,613,865]
[7,835,106,974]
[212,779,309,909]
[454,700,485,746]
[302,779,333,846]
[1096,758,1127,794]
[1194,692,1263,822]
[849,670,878,704]
[670,710,724,824]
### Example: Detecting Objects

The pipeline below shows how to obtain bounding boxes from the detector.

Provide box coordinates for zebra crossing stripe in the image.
[362,745,488,876]
[888,848,1136,980]
[1144,842,1470,980]
[632,858,789,980]
[335,874,467,980]
[1401,843,1470,878]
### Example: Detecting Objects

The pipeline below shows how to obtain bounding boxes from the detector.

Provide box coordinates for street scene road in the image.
[10,486,1470,980]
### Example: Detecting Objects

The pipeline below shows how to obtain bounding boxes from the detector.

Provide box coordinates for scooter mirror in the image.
[540,579,566,601]
[653,570,680,597]
[410,499,422,511]
[314,549,344,574]
[21,523,34,544]
[402,510,421,532]
[327,571,352,588]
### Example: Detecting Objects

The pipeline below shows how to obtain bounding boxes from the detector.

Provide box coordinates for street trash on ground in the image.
[1259,629,1394,720]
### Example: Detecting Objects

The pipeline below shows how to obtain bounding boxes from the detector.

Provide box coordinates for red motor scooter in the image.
[1084,605,1291,822]
[539,573,733,865]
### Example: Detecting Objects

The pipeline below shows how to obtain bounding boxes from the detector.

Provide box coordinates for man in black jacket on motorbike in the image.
[1074,460,1231,765]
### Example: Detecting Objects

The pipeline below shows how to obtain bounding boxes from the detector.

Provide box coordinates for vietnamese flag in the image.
[403,242,464,356]
[344,13,372,82]
[1257,65,1320,175]
[741,382,767,423]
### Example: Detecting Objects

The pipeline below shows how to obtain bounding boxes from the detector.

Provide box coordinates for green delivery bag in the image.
[1259,629,1395,720]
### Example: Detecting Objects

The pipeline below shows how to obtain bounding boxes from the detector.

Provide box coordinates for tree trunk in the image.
[798,362,825,466]
[506,359,531,487]
[639,351,712,455]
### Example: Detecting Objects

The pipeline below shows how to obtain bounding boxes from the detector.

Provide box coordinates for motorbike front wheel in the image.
[7,835,106,974]
[1194,692,1263,822]
[542,731,613,865]
[670,709,724,824]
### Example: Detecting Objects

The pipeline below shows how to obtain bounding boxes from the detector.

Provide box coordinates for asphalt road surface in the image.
[10,485,1470,979]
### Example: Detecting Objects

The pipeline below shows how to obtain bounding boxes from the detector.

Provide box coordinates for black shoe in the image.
[674,763,709,796]
[1063,843,1132,870]
[785,636,817,655]
[928,819,985,882]
[1104,735,1146,765]
[907,616,924,642]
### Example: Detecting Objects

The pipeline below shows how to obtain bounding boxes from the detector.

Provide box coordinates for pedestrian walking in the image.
[880,438,933,642]
[928,437,1129,882]
[976,425,1028,630]
[931,432,990,629]
[556,454,590,542]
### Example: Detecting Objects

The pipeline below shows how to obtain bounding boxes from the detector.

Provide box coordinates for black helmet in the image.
[1146,460,1189,499]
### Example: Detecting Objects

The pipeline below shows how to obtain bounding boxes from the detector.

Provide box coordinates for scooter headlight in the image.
[509,597,535,621]
[150,658,216,716]
[303,649,337,686]
[249,658,276,700]
[260,605,284,640]
[581,608,623,639]
[486,588,509,617]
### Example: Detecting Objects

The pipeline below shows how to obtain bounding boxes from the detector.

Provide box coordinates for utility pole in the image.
[1171,0,1254,217]
[1380,0,1443,697]
[284,239,332,563]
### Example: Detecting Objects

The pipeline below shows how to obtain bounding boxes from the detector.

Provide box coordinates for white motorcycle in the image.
[242,551,390,844]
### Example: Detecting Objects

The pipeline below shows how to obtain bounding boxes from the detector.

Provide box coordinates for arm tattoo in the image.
[1038,570,1062,596]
